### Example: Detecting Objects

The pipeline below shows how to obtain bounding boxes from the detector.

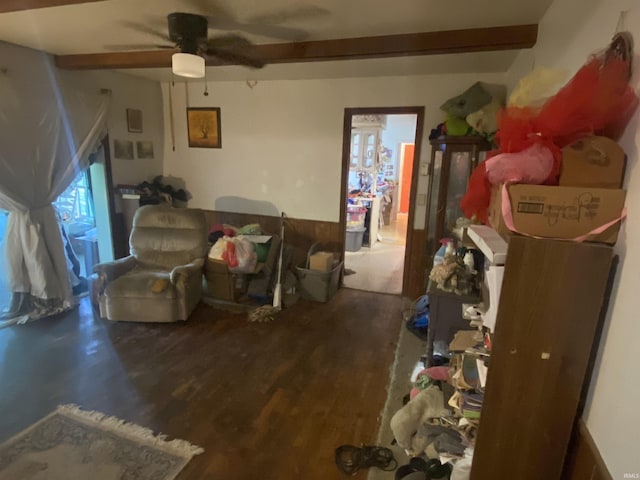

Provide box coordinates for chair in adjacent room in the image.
[94,204,208,322]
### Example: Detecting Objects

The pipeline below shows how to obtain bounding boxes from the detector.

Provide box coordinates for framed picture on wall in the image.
[113,139,134,159]
[186,107,221,148]
[126,108,143,133]
[136,140,154,159]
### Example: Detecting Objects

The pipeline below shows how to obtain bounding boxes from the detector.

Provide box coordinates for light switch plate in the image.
[417,193,427,205]
[420,162,429,176]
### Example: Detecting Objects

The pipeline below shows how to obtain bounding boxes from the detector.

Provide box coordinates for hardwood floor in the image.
[0,289,403,479]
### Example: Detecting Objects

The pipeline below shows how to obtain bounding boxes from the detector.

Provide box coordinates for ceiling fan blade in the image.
[205,33,253,49]
[121,20,170,43]
[104,44,175,51]
[204,46,265,69]
[208,20,309,41]
[182,0,309,41]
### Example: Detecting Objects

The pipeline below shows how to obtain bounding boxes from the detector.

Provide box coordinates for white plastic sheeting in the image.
[0,53,109,323]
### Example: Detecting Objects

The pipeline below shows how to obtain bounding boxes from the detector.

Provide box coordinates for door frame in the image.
[339,106,425,297]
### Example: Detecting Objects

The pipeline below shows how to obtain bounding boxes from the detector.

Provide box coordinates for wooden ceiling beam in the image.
[55,24,538,70]
[0,0,106,14]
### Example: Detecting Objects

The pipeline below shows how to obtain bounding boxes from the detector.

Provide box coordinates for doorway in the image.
[339,107,425,296]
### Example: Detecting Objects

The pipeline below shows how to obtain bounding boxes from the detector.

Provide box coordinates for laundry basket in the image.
[295,243,342,302]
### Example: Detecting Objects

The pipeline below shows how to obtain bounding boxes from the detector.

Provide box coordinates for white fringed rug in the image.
[0,405,203,480]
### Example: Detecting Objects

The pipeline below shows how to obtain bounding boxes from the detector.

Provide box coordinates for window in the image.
[54,170,95,235]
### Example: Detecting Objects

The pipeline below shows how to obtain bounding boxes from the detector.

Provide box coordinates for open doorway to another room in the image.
[340,109,423,295]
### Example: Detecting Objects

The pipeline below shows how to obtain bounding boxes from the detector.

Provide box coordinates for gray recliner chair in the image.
[94,204,208,322]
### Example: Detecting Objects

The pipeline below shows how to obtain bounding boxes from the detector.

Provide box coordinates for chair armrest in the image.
[93,255,137,282]
[170,258,205,285]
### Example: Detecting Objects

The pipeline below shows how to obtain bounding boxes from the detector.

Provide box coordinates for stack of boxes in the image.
[489,136,627,245]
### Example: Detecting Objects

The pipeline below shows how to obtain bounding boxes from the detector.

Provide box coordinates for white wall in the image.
[161,72,505,226]
[381,114,419,182]
[505,1,640,476]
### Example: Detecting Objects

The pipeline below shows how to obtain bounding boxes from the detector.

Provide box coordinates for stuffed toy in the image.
[390,386,449,455]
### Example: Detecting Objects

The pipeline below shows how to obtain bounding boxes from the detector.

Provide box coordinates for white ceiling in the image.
[0,0,555,81]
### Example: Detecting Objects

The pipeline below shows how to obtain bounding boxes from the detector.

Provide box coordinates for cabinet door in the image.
[470,237,613,480]
[350,133,361,169]
[425,149,444,260]
[443,150,472,237]
[363,132,377,169]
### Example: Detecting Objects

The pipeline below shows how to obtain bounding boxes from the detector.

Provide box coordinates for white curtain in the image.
[0,55,109,324]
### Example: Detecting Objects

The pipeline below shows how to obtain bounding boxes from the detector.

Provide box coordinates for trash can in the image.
[345,226,366,252]
[346,205,367,229]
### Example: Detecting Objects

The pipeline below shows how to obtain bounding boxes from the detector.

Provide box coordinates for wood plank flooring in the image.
[0,289,403,479]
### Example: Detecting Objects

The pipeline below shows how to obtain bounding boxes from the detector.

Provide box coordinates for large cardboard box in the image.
[204,258,248,301]
[205,257,229,274]
[309,251,336,272]
[560,136,626,188]
[489,184,626,245]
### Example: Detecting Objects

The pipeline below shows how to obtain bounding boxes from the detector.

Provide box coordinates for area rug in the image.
[368,322,427,480]
[0,405,203,480]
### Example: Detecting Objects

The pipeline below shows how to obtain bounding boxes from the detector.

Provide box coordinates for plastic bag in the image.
[237,223,261,235]
[208,237,230,260]
[227,237,257,273]
[222,240,238,268]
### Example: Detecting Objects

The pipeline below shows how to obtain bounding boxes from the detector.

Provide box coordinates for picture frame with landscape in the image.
[186,107,221,148]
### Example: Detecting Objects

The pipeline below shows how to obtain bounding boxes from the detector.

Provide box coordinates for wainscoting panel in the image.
[563,420,613,480]
[203,210,342,268]
[203,210,429,297]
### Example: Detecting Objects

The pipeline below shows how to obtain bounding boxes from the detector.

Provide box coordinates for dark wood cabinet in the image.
[425,282,480,367]
[425,136,490,267]
[470,236,614,480]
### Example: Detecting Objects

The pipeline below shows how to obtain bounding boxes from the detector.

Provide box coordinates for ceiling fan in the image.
[112,12,267,78]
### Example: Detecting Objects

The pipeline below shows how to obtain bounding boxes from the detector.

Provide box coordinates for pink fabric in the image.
[485,143,555,187]
[424,366,450,381]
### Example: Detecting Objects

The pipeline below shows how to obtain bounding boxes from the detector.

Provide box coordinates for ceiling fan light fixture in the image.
[172,53,205,78]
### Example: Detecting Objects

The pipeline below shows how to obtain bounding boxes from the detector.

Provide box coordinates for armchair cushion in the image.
[93,255,137,281]
[104,269,177,300]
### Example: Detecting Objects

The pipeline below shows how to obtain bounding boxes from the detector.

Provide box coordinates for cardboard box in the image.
[309,251,336,272]
[204,270,248,302]
[560,136,626,189]
[205,257,229,274]
[489,184,626,245]
[204,258,251,301]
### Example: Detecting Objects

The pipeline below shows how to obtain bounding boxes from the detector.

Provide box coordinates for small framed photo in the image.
[136,141,154,159]
[126,108,143,133]
[187,107,221,148]
[113,139,134,160]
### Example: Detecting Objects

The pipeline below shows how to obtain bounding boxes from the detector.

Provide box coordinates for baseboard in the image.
[563,419,613,480]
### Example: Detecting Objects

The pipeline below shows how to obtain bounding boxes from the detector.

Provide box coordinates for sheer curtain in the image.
[0,55,110,324]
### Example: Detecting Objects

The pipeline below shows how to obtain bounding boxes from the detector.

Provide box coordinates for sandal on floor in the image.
[335,444,397,475]
[395,457,451,480]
